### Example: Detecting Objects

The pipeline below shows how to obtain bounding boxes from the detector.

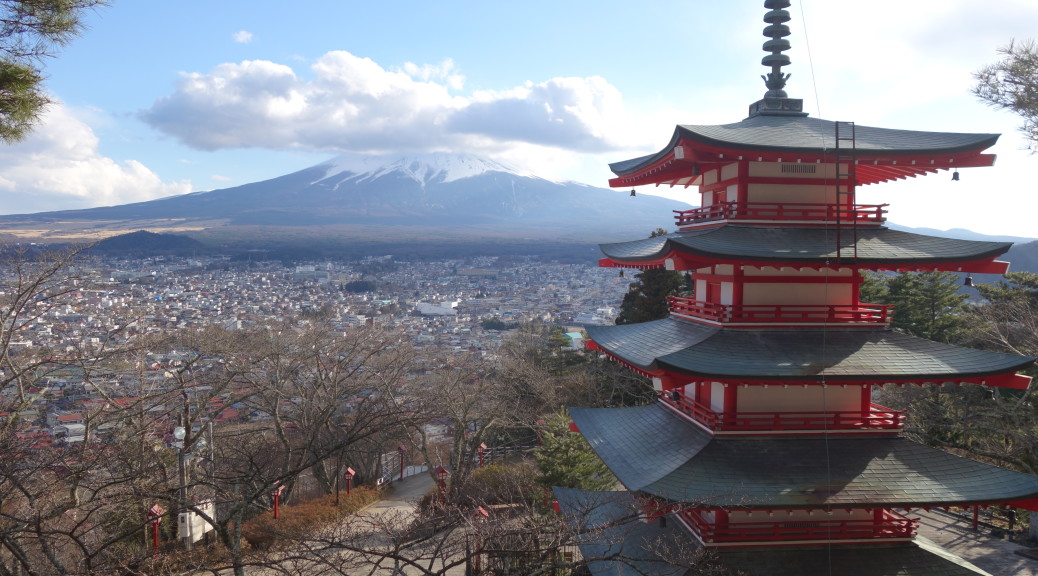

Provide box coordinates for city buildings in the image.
[2,254,626,448]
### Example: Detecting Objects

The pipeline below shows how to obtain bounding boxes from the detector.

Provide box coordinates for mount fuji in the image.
[0,152,692,252]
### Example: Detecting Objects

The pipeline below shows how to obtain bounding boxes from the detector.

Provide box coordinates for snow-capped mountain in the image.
[0,153,693,243]
[317,152,538,187]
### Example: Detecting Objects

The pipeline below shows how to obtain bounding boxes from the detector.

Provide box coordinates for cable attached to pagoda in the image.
[820,257,835,570]
[798,0,824,119]
[798,4,836,571]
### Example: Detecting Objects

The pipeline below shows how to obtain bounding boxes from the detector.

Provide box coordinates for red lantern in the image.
[271,484,285,519]
[433,465,450,506]
[147,504,165,557]
[343,467,356,496]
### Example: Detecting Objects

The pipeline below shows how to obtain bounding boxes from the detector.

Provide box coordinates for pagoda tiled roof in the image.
[585,318,1033,381]
[718,542,990,576]
[554,488,989,576]
[569,403,1038,508]
[610,115,999,175]
[552,487,690,576]
[599,225,1011,268]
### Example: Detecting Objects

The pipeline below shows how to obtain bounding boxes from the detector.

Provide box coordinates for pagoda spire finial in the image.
[747,0,806,117]
[761,0,792,97]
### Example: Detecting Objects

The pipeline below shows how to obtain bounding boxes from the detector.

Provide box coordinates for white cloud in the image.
[449,76,629,151]
[400,58,465,91]
[211,174,232,181]
[0,104,191,214]
[140,50,636,155]
[232,30,253,44]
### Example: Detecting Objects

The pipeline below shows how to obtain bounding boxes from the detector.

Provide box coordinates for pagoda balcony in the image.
[662,392,906,434]
[668,297,893,327]
[678,509,918,546]
[674,201,887,228]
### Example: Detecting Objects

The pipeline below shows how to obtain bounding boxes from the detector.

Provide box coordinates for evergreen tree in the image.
[858,270,889,304]
[974,39,1038,152]
[974,271,1038,309]
[614,228,688,325]
[884,271,967,342]
[882,272,1038,476]
[534,412,615,491]
[0,1,109,142]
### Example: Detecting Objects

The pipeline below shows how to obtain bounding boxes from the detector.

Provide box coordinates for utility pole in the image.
[173,419,192,552]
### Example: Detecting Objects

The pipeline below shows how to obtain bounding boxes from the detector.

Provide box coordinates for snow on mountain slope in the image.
[316,152,539,188]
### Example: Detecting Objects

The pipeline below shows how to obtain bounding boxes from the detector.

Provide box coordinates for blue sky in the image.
[2,0,1037,237]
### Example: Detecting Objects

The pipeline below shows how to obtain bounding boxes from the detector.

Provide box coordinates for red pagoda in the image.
[556,2,1038,574]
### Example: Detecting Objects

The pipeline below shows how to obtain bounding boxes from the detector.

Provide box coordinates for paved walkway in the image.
[358,471,464,576]
[915,509,1038,576]
[364,470,436,514]
[354,470,437,541]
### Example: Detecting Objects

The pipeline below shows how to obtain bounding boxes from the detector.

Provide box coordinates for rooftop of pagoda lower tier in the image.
[608,114,998,188]
[598,225,1011,273]
[569,403,1038,509]
[585,318,1034,385]
[553,487,994,576]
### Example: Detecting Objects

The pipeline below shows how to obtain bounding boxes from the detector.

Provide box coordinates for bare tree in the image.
[0,245,176,575]
[137,323,420,576]
[407,348,554,497]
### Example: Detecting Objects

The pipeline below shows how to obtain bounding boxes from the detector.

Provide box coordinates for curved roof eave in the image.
[553,486,992,576]
[585,318,1034,380]
[570,403,1038,508]
[599,225,1012,267]
[586,318,720,371]
[610,117,1000,177]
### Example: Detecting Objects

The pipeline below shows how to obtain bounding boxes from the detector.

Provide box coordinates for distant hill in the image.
[883,223,1038,275]
[87,230,210,256]
[886,223,1036,245]
[1004,241,1038,273]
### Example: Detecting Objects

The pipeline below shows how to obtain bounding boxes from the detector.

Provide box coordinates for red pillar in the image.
[716,509,730,541]
[852,269,862,304]
[723,384,738,420]
[733,265,745,310]
[736,160,749,210]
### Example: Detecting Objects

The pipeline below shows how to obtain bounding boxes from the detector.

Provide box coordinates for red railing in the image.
[668,297,893,326]
[679,509,917,544]
[662,393,906,433]
[674,201,887,227]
